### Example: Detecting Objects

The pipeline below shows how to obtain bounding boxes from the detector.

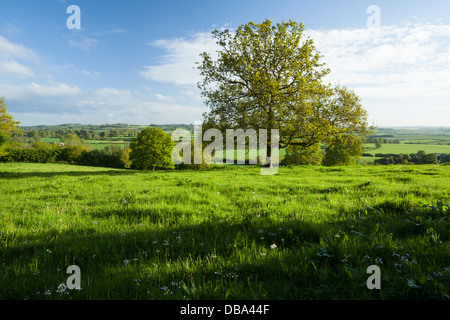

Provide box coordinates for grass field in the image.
[1,162,449,300]
[364,143,450,155]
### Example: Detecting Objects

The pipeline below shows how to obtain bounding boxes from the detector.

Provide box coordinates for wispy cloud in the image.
[91,29,128,36]
[0,60,34,78]
[68,36,98,51]
[80,70,100,77]
[0,35,39,61]
[139,31,219,86]
[2,22,22,36]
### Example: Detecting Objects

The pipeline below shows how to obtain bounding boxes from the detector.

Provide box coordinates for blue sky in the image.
[1,0,450,127]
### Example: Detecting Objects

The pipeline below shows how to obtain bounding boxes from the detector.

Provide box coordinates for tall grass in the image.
[0,163,449,299]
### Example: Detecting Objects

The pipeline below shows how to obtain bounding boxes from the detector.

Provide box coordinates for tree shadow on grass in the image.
[2,200,449,300]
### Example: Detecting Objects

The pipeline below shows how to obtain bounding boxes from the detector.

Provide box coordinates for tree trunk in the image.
[266,105,274,168]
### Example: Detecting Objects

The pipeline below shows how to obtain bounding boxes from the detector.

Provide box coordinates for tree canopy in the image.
[1,97,21,134]
[129,127,174,170]
[197,20,373,166]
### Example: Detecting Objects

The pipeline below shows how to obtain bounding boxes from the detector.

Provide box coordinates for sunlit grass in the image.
[0,162,449,299]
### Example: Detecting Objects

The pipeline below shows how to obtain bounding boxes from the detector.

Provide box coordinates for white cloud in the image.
[0,35,39,61]
[0,60,34,78]
[80,70,100,77]
[155,93,175,102]
[305,22,450,98]
[139,31,219,86]
[68,37,98,51]
[28,82,81,97]
[1,82,81,99]
[95,87,132,97]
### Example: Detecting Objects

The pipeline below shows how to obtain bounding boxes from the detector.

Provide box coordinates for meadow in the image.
[364,143,450,156]
[0,162,449,300]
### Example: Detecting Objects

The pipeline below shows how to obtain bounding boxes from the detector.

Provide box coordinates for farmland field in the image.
[364,143,450,155]
[0,162,449,300]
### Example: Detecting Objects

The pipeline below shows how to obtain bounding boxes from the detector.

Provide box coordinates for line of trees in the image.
[372,151,449,165]
[0,143,132,169]
[16,128,139,140]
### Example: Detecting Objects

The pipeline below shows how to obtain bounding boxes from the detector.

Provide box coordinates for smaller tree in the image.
[174,138,211,170]
[130,127,174,170]
[120,147,132,168]
[324,135,363,166]
[62,133,83,146]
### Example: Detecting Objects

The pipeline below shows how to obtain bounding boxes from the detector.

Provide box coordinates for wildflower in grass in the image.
[123,259,130,266]
[56,283,68,295]
[270,244,277,249]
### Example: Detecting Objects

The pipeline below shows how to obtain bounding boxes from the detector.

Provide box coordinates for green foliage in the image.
[421,153,438,164]
[175,139,211,170]
[55,145,89,164]
[440,154,450,164]
[0,131,10,146]
[198,20,374,161]
[120,147,132,168]
[0,147,57,163]
[324,135,363,166]
[61,133,84,145]
[129,127,174,170]
[0,97,21,134]
[281,144,323,166]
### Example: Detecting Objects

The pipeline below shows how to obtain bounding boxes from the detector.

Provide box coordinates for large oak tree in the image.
[197,20,373,167]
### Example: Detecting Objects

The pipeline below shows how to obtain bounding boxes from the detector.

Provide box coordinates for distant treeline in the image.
[363,151,450,165]
[15,124,194,141]
[0,144,130,169]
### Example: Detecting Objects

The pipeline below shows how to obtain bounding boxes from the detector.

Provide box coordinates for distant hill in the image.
[19,123,194,132]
